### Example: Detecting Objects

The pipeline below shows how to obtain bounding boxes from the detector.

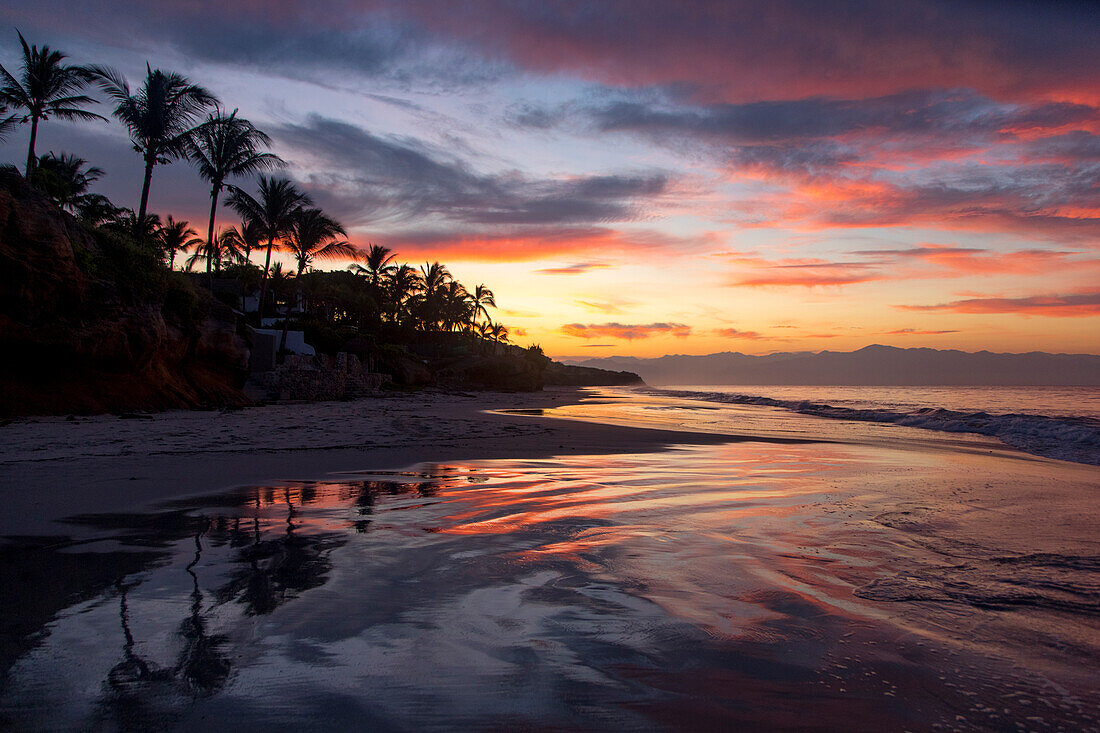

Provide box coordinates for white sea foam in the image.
[649,388,1100,465]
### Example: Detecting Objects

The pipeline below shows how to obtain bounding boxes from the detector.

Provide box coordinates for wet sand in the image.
[1,387,1098,730]
[0,387,760,538]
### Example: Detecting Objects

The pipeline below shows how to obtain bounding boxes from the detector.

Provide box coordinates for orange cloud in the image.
[371,228,622,263]
[713,328,764,339]
[897,291,1100,317]
[576,300,628,314]
[854,244,1083,275]
[724,247,1097,289]
[882,328,960,335]
[560,322,692,340]
[368,227,715,264]
[727,257,882,287]
[537,262,611,275]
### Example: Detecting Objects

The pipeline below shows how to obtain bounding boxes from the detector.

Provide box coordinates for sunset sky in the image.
[2,1,1098,358]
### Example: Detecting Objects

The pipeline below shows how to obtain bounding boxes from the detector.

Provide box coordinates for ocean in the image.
[646,385,1100,465]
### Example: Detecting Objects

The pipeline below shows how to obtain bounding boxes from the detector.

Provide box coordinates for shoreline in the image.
[0,386,806,539]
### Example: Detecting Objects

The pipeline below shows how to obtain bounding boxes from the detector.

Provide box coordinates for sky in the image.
[2,0,1098,359]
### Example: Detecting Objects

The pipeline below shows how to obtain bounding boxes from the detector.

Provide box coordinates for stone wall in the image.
[247,352,390,402]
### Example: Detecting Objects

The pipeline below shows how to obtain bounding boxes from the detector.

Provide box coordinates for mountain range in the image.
[567,345,1100,386]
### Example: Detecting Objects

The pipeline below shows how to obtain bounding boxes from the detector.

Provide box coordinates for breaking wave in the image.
[649,388,1100,465]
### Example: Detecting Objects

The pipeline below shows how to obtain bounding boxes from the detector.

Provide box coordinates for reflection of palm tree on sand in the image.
[100,579,175,728]
[175,519,231,697]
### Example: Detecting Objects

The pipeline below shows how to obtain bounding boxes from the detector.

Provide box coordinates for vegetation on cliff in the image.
[0,30,640,413]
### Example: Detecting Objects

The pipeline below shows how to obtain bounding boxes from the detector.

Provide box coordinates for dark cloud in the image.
[897,291,1100,317]
[401,0,1100,102]
[1026,132,1100,162]
[589,89,1097,144]
[0,2,506,91]
[273,115,668,227]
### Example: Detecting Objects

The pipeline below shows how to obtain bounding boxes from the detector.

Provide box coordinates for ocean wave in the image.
[648,389,1100,465]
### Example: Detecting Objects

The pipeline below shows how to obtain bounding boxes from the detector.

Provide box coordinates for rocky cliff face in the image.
[0,170,250,416]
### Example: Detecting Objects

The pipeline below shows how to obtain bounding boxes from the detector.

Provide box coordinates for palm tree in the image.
[488,322,509,344]
[278,208,357,351]
[0,105,16,142]
[157,216,202,270]
[0,32,104,175]
[104,209,161,243]
[285,209,356,276]
[227,176,312,319]
[469,284,496,329]
[386,264,420,326]
[416,262,452,330]
[350,244,396,290]
[31,151,103,213]
[185,227,246,274]
[220,219,263,264]
[440,280,471,332]
[75,193,120,226]
[91,63,217,233]
[349,244,396,327]
[187,109,282,279]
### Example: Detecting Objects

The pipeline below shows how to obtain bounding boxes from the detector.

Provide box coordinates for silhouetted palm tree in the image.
[349,244,396,326]
[104,209,161,243]
[32,151,103,213]
[186,226,246,273]
[441,280,471,332]
[220,219,264,265]
[187,109,282,279]
[0,105,17,142]
[157,215,202,270]
[350,244,396,290]
[469,283,495,329]
[75,193,120,226]
[279,208,356,350]
[489,322,509,344]
[91,63,217,233]
[286,209,355,276]
[386,264,420,325]
[227,176,312,319]
[0,31,103,175]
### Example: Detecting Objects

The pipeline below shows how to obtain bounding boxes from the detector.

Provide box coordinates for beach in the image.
[2,387,1098,730]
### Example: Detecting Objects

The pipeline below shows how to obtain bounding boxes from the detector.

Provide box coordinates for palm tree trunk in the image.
[205,184,219,287]
[24,115,39,177]
[137,156,155,243]
[256,237,275,323]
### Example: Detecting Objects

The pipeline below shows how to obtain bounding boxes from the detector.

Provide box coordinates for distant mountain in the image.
[567,345,1100,386]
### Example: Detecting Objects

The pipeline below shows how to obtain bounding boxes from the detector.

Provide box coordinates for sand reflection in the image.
[2,439,1098,730]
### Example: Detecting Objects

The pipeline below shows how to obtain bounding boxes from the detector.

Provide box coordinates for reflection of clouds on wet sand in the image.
[2,405,1099,729]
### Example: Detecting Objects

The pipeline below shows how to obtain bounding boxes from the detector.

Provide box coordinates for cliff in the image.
[0,170,250,416]
[543,362,645,387]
